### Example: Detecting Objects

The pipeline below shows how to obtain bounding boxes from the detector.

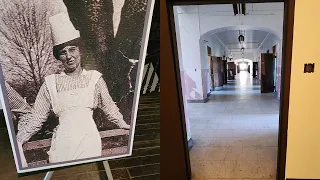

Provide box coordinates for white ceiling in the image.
[182,2,284,15]
[179,2,284,55]
[176,2,284,61]
[211,28,280,61]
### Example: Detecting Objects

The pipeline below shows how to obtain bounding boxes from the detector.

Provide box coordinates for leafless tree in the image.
[0,0,62,103]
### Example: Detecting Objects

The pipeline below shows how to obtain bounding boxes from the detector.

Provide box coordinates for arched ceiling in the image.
[214,29,279,54]
[216,30,269,53]
[205,27,280,61]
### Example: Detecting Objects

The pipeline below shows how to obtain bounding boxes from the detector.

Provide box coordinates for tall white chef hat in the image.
[49,12,80,46]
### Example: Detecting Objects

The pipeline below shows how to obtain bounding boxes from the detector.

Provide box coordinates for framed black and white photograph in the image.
[0,0,154,173]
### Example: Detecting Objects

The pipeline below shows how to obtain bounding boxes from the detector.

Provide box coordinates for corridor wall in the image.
[174,6,205,102]
[285,0,320,178]
[173,7,192,141]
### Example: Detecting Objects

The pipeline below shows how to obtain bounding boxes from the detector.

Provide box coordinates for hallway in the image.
[188,71,279,179]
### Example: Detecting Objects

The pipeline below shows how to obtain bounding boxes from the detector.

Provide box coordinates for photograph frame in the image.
[0,0,155,174]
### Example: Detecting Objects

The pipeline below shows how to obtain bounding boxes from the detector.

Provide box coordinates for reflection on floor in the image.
[188,71,279,180]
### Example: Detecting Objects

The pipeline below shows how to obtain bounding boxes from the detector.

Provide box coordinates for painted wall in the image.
[275,41,283,100]
[200,35,227,97]
[174,6,205,101]
[174,7,228,101]
[173,6,192,141]
[285,0,320,178]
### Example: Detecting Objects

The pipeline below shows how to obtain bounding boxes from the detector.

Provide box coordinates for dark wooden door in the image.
[253,62,258,78]
[222,60,227,84]
[261,53,275,93]
[217,57,223,86]
[211,56,223,88]
[227,62,235,80]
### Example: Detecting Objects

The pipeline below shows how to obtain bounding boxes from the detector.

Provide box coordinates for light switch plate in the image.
[304,63,314,73]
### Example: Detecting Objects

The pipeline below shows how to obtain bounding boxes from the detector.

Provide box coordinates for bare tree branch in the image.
[0,0,62,103]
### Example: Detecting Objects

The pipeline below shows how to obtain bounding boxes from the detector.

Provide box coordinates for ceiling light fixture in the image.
[238,34,244,43]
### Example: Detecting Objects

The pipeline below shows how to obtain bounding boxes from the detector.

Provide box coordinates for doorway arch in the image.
[234,58,254,74]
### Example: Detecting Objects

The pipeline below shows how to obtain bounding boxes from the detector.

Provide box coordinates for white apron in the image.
[45,71,102,163]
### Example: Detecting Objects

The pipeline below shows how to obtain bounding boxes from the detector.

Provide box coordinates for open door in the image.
[209,56,214,90]
[261,53,275,93]
[211,56,223,89]
[273,45,277,91]
[253,62,258,78]
[222,60,227,84]
[227,62,235,80]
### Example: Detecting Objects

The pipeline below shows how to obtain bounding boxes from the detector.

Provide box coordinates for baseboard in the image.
[188,138,195,151]
[187,97,208,103]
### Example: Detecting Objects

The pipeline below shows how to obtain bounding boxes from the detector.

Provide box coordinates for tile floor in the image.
[188,71,279,180]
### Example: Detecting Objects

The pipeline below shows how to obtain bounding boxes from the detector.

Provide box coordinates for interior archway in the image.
[234,58,254,74]
[200,25,282,40]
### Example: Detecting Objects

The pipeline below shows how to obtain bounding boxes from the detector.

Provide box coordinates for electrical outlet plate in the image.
[304,63,315,73]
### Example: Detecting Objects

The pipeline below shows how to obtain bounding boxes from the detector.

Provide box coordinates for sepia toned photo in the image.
[0,0,153,173]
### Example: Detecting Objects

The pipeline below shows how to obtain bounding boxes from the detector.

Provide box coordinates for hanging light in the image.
[238,34,244,42]
[241,47,245,52]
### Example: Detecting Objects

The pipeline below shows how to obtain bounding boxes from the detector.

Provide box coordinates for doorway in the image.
[273,45,278,91]
[175,3,282,178]
[162,0,295,179]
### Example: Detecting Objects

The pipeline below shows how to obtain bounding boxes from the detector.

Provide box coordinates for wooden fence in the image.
[24,49,160,167]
